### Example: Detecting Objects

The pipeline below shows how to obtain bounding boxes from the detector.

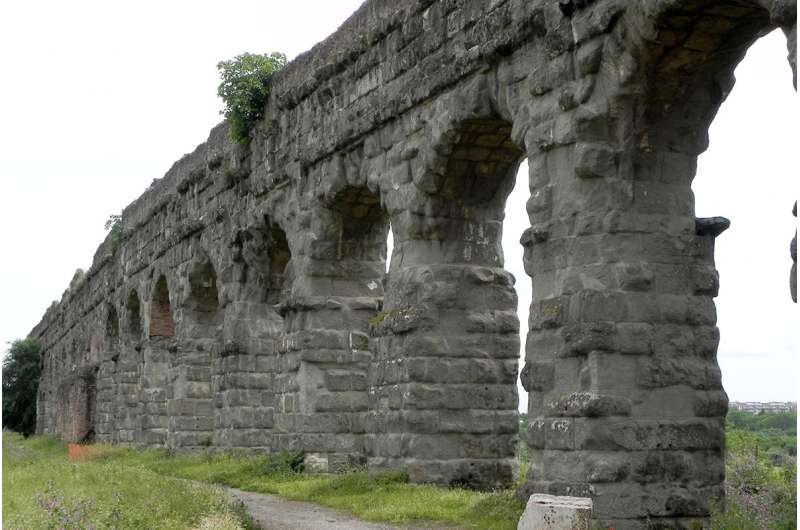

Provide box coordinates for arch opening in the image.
[265,225,290,305]
[692,29,797,406]
[125,290,142,340]
[439,119,524,208]
[372,115,526,489]
[187,261,221,322]
[238,218,292,305]
[149,276,175,339]
[513,4,798,525]
[639,1,774,155]
[106,304,119,341]
[331,185,390,286]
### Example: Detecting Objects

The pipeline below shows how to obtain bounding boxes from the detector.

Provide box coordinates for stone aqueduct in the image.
[33,0,796,527]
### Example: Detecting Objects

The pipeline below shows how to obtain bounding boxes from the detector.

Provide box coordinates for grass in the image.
[6,412,797,530]
[6,411,795,529]
[3,432,524,529]
[110,450,524,529]
[2,432,254,530]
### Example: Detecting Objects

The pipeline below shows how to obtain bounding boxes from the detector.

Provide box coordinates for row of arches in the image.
[106,273,201,343]
[91,218,296,449]
[37,0,795,522]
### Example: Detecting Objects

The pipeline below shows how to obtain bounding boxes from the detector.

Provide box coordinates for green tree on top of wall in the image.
[217,52,287,144]
[2,338,42,436]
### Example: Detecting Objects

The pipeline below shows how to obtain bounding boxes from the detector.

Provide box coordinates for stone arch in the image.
[95,303,120,442]
[369,112,526,489]
[167,258,222,449]
[125,289,142,340]
[106,304,120,342]
[264,223,291,305]
[212,219,292,451]
[115,289,145,445]
[327,184,390,289]
[631,0,787,155]
[270,186,390,472]
[430,119,524,209]
[187,260,221,323]
[149,275,175,339]
[516,2,796,526]
[140,274,175,446]
[237,217,293,306]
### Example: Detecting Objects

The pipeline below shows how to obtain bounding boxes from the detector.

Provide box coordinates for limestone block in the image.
[518,494,592,530]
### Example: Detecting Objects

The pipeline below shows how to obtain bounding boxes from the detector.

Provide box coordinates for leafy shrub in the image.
[710,411,797,529]
[265,450,305,474]
[2,339,42,436]
[104,214,123,252]
[217,52,287,144]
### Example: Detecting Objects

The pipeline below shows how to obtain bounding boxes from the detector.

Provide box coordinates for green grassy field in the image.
[5,410,795,530]
[2,432,252,530]
[3,432,524,530]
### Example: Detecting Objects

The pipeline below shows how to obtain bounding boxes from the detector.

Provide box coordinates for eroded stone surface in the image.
[32,0,796,527]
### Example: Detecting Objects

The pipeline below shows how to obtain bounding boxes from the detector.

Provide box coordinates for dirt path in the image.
[224,487,461,530]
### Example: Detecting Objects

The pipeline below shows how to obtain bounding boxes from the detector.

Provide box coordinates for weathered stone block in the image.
[520,361,556,392]
[545,392,631,418]
[517,494,592,530]
[574,143,617,179]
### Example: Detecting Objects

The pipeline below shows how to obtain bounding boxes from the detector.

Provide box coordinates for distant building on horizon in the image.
[729,401,797,413]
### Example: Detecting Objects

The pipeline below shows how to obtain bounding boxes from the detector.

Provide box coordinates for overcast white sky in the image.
[0,1,796,409]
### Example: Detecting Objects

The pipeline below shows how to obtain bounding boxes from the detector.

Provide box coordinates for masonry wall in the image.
[33,0,796,527]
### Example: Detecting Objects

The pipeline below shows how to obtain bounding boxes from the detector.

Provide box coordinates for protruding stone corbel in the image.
[695,216,731,238]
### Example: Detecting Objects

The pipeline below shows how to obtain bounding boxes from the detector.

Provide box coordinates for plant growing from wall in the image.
[105,213,124,252]
[217,52,287,144]
[2,338,42,436]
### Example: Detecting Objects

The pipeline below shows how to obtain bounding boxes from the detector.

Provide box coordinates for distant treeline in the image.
[727,409,797,458]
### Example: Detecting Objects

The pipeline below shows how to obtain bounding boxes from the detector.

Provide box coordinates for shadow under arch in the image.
[125,289,142,341]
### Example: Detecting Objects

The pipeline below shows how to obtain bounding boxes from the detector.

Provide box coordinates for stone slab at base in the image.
[518,494,593,530]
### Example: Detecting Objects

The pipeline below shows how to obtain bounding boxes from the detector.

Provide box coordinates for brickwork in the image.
[32,0,796,526]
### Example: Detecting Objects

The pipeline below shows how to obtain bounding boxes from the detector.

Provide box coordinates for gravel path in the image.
[224,487,461,530]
